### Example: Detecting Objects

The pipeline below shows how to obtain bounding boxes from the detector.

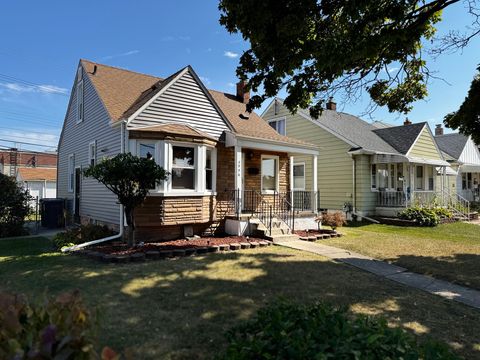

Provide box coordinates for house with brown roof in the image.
[57,60,318,240]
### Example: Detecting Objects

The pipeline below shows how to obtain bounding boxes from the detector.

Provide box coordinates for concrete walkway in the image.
[275,239,480,310]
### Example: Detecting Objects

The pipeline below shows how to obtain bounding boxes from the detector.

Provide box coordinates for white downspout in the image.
[62,120,127,252]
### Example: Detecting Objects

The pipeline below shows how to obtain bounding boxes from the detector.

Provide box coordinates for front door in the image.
[74,168,81,223]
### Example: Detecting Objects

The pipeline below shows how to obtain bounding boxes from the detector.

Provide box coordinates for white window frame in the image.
[371,163,400,192]
[88,141,96,167]
[205,146,217,192]
[136,140,159,190]
[267,117,286,136]
[170,143,197,192]
[68,154,75,192]
[415,165,425,190]
[293,162,306,190]
[261,154,280,194]
[76,79,84,124]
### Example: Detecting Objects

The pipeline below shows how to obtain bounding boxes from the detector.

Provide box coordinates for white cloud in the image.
[199,76,211,85]
[0,129,59,146]
[227,82,235,88]
[0,82,68,95]
[224,51,239,58]
[100,49,140,61]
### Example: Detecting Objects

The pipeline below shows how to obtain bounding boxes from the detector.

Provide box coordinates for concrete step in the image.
[265,234,301,242]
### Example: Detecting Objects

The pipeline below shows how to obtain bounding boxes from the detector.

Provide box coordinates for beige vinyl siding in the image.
[57,66,122,224]
[409,127,442,160]
[354,154,376,213]
[128,71,229,139]
[263,103,353,210]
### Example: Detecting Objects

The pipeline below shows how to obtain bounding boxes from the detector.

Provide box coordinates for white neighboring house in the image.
[435,126,480,202]
[17,167,57,205]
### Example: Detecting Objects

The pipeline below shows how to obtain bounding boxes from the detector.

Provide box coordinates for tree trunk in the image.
[124,207,136,247]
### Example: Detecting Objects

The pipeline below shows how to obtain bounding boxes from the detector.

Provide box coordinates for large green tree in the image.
[84,153,168,246]
[444,65,480,143]
[219,0,479,118]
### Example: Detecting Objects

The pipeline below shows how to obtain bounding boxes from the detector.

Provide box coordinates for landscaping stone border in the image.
[298,232,343,242]
[74,240,273,264]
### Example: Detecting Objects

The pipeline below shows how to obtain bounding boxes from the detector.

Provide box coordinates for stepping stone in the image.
[114,255,130,264]
[258,241,269,247]
[172,249,186,257]
[159,250,173,258]
[219,244,230,251]
[102,254,115,263]
[145,251,160,260]
[185,248,196,256]
[208,245,219,253]
[229,243,241,250]
[240,242,251,249]
[322,234,331,239]
[130,253,146,262]
[307,236,316,242]
[336,233,344,237]
[196,247,209,254]
[89,252,104,261]
[299,236,309,241]
[249,242,259,248]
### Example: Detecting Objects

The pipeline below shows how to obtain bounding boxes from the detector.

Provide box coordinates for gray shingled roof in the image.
[373,122,426,155]
[435,133,468,160]
[297,108,398,153]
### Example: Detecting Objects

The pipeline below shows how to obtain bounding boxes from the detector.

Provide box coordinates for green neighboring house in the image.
[262,98,452,218]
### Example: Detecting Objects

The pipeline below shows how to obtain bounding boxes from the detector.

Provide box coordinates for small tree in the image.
[0,173,31,238]
[318,212,347,231]
[83,153,168,246]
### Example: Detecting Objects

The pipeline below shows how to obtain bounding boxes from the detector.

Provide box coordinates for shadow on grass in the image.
[1,242,480,359]
[387,253,480,291]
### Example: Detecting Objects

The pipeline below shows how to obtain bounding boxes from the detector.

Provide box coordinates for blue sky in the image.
[0,0,478,151]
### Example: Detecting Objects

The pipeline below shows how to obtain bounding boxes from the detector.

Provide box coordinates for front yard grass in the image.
[324,222,480,290]
[1,236,480,359]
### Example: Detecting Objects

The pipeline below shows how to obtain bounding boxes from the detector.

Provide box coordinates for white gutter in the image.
[62,120,127,252]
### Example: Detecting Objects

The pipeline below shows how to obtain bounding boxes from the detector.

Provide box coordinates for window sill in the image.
[261,190,278,195]
[148,191,217,197]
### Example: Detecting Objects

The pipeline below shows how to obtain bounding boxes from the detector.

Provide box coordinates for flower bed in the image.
[75,236,271,263]
[293,229,343,241]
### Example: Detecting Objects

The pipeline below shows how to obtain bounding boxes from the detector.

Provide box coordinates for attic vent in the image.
[239,112,250,120]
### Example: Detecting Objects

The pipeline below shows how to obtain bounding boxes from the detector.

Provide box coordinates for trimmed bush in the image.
[0,173,31,237]
[53,224,115,250]
[399,206,454,227]
[316,211,347,230]
[0,290,98,359]
[221,301,459,359]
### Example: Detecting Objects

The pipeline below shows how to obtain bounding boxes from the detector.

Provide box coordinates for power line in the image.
[0,109,59,122]
[0,73,70,97]
[0,126,60,137]
[0,138,57,148]
[0,117,62,128]
[0,132,58,143]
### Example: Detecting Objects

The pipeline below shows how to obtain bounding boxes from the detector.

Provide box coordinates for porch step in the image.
[265,234,301,243]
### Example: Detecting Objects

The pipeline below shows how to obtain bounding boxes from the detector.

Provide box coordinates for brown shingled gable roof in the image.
[80,59,316,148]
[18,167,57,181]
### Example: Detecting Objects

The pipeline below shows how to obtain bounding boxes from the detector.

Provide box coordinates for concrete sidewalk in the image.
[275,239,480,310]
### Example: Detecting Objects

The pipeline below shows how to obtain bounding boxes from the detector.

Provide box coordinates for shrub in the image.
[399,207,440,226]
[433,207,454,219]
[221,301,459,360]
[0,290,99,359]
[53,224,115,250]
[316,211,346,230]
[0,173,32,238]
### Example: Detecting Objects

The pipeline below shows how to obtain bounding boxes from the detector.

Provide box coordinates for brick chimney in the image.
[435,124,444,136]
[404,117,412,126]
[236,80,250,104]
[326,97,336,111]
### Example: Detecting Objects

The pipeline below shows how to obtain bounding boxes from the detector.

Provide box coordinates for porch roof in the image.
[370,153,450,166]
[461,164,480,173]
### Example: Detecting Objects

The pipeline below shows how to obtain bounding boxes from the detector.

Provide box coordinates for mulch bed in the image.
[75,236,271,264]
[293,229,343,241]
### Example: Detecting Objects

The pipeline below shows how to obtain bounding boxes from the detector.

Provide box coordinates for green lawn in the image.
[324,222,480,290]
[1,236,480,359]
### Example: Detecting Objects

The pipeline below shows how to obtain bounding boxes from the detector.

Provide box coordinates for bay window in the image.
[206,148,213,191]
[172,146,195,190]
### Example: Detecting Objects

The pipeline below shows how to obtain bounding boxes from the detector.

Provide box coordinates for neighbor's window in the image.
[371,164,377,189]
[88,141,96,166]
[68,154,74,192]
[261,156,278,192]
[397,163,404,190]
[377,164,389,190]
[427,166,434,191]
[205,148,213,191]
[172,146,195,190]
[293,163,305,190]
[268,118,286,135]
[415,166,424,190]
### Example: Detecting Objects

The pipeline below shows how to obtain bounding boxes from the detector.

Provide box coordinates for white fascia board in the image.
[237,138,319,155]
[260,98,276,118]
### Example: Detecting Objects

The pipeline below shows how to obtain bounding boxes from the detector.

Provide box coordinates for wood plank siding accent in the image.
[409,127,442,160]
[57,66,122,224]
[128,71,230,140]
